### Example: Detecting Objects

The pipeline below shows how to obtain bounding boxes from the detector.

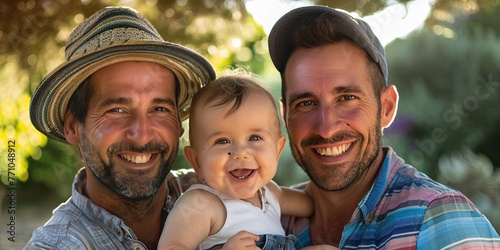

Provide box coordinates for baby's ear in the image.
[276,135,286,159]
[184,146,202,178]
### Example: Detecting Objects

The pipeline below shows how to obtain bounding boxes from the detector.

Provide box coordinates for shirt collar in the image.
[357,147,399,223]
[71,168,137,241]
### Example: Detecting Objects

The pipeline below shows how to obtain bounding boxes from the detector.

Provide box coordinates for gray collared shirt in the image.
[24,168,197,250]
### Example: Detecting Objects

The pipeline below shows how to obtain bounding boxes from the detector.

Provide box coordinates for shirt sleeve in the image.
[24,224,95,250]
[417,193,500,249]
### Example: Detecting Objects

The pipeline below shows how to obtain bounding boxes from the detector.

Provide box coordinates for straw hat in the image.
[30,6,216,143]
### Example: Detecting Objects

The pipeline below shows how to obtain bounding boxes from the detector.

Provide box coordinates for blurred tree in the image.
[285,0,412,15]
[384,3,500,177]
[424,0,500,31]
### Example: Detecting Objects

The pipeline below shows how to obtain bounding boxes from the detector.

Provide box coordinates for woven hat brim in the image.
[30,42,215,143]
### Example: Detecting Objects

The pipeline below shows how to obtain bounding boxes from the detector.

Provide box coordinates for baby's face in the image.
[188,90,285,199]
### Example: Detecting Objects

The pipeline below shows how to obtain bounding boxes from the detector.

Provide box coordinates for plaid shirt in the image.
[283,147,500,249]
[24,168,198,250]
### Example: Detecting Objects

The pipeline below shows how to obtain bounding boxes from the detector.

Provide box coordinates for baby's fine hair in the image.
[190,70,277,118]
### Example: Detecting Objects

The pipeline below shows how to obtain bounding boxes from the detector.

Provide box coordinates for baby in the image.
[158,72,336,250]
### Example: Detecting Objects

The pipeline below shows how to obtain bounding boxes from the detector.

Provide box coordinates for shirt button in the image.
[366,212,374,222]
[116,230,121,236]
[134,245,142,250]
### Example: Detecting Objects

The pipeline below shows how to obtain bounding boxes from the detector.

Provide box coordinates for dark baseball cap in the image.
[268,5,388,84]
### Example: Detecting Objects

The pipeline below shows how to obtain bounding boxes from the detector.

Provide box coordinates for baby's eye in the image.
[249,135,262,141]
[215,138,229,145]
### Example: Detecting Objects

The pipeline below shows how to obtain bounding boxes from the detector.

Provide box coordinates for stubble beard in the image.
[80,132,177,200]
[290,121,382,192]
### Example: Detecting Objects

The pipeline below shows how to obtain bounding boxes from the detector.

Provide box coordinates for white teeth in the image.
[316,143,351,156]
[121,154,152,164]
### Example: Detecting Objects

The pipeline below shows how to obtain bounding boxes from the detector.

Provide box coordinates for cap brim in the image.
[30,42,215,143]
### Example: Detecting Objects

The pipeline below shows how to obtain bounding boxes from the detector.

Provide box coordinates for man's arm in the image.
[267,180,314,217]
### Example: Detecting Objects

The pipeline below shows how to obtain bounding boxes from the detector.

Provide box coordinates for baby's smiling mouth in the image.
[230,169,255,179]
[119,153,152,164]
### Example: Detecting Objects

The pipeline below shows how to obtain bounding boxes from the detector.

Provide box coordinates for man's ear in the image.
[179,126,185,138]
[380,85,399,129]
[280,98,287,126]
[64,112,81,145]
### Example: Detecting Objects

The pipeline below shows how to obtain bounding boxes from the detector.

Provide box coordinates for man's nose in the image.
[315,104,343,139]
[126,113,155,146]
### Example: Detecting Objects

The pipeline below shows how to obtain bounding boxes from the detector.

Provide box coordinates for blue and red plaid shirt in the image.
[282,147,500,249]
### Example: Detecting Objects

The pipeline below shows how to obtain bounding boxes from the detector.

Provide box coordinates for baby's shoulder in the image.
[178,185,225,209]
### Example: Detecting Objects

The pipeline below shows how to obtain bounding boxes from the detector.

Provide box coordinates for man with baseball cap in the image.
[268,5,500,249]
[25,6,215,249]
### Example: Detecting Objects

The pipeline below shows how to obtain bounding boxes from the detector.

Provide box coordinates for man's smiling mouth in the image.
[119,153,152,164]
[315,142,352,157]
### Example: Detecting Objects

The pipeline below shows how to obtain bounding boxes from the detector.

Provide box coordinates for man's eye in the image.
[215,138,229,145]
[153,107,168,112]
[340,95,356,101]
[249,135,262,141]
[109,108,124,113]
[299,100,314,107]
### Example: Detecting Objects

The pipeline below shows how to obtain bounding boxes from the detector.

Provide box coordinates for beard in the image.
[79,132,178,200]
[290,119,382,192]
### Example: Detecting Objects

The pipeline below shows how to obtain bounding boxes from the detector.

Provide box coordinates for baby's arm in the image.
[158,189,226,250]
[266,181,314,217]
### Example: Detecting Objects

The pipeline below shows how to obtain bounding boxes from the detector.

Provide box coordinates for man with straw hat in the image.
[25,6,215,249]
